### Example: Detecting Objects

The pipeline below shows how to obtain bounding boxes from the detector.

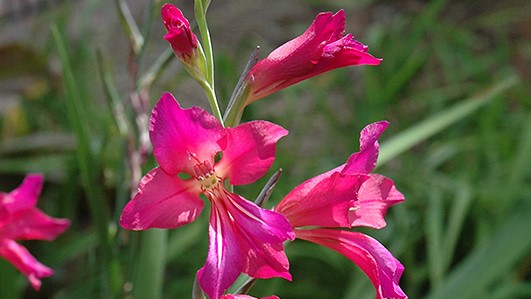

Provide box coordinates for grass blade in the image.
[425,200,531,299]
[378,74,519,165]
[51,24,121,298]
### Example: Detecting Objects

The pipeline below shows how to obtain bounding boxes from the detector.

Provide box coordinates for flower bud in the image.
[161,3,198,62]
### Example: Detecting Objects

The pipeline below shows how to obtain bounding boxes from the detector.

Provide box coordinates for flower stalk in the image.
[193,0,223,123]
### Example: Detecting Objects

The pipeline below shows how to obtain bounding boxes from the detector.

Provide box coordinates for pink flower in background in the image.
[275,121,407,299]
[0,174,70,290]
[161,3,198,61]
[120,93,294,299]
[245,10,382,104]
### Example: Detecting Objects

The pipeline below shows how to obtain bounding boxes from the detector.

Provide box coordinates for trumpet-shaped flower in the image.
[120,93,294,299]
[275,121,407,299]
[0,174,70,290]
[245,10,382,104]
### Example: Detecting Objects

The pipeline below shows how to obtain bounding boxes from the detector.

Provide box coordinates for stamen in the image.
[193,160,220,190]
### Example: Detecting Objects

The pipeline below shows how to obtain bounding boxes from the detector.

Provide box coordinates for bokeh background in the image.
[0,0,530,298]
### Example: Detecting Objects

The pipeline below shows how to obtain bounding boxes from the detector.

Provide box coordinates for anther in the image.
[193,160,220,190]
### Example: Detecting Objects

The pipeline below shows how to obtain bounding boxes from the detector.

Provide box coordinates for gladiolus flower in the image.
[120,93,294,299]
[275,121,407,299]
[245,10,382,104]
[0,174,70,290]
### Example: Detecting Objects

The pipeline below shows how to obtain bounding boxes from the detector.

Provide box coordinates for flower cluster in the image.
[0,174,70,290]
[119,3,407,299]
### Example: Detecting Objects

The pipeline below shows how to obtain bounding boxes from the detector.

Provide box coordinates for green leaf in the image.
[51,24,121,298]
[130,230,168,299]
[0,154,71,182]
[378,74,519,165]
[425,200,531,299]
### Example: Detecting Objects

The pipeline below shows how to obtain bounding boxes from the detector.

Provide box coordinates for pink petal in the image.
[342,121,389,175]
[221,295,280,299]
[198,188,294,298]
[197,202,243,299]
[275,172,367,228]
[1,174,43,215]
[296,229,407,299]
[349,174,405,229]
[223,191,293,280]
[246,10,381,103]
[120,167,203,230]
[150,93,224,176]
[223,191,294,244]
[0,209,69,241]
[0,239,54,290]
[241,241,291,282]
[322,34,383,68]
[216,121,288,185]
[265,11,345,65]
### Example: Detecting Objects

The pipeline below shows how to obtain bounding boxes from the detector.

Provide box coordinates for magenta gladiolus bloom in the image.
[275,121,407,299]
[120,93,294,299]
[162,3,198,61]
[0,174,70,290]
[245,10,382,104]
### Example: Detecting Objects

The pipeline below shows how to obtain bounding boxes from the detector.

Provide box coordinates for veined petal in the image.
[150,93,224,175]
[296,229,407,299]
[342,121,389,175]
[223,191,293,280]
[275,172,367,228]
[241,241,291,281]
[0,239,53,290]
[120,167,203,230]
[224,191,294,244]
[198,188,294,298]
[216,121,288,185]
[1,174,43,216]
[197,203,243,299]
[0,209,69,241]
[349,174,405,229]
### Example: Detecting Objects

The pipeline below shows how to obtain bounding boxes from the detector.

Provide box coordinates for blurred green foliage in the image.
[0,0,530,298]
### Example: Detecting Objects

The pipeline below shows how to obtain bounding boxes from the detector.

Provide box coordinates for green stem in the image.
[223,84,250,127]
[194,0,223,124]
[194,0,214,86]
[132,230,168,299]
[199,80,223,125]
